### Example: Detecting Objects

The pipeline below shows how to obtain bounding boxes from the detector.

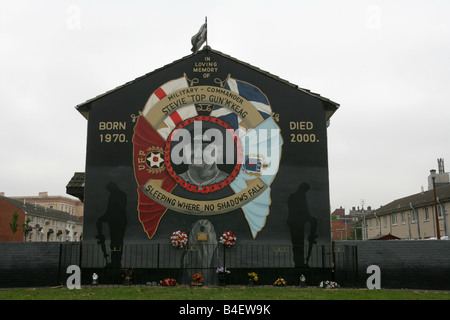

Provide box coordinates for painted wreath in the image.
[170,230,188,248]
[219,231,237,248]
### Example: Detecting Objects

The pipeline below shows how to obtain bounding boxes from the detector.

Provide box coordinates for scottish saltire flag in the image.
[142,77,197,140]
[210,78,272,135]
[226,78,272,116]
[191,21,207,53]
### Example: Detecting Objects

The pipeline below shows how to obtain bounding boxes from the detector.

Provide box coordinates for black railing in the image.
[333,244,359,287]
[77,243,332,268]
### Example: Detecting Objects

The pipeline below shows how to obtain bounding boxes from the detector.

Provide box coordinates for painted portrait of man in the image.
[179,129,228,187]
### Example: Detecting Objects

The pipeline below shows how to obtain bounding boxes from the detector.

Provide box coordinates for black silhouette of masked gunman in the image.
[287,183,318,268]
[96,182,127,268]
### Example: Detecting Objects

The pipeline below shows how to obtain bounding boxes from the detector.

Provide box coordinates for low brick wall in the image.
[1,241,449,289]
[334,240,450,290]
[0,242,76,288]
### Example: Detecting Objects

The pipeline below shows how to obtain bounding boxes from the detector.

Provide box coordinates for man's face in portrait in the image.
[189,134,222,170]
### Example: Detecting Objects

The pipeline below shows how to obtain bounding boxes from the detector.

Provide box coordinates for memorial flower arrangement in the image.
[159,278,178,286]
[192,273,203,283]
[248,272,258,282]
[170,230,188,248]
[216,267,230,285]
[219,231,236,248]
[273,277,287,286]
[319,280,340,289]
[216,267,231,276]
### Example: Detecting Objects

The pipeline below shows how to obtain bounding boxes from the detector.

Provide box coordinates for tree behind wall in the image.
[22,216,31,241]
[349,220,362,240]
[9,210,18,241]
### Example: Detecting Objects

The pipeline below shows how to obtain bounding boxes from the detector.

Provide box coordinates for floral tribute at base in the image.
[273,277,287,286]
[159,278,178,286]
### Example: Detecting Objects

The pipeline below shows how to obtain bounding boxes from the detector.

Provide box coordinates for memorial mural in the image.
[76,47,339,272]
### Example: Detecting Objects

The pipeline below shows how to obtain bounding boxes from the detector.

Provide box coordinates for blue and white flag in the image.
[210,77,272,134]
[212,77,282,238]
[231,117,282,238]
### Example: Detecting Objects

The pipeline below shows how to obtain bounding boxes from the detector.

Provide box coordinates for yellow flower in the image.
[248,272,258,281]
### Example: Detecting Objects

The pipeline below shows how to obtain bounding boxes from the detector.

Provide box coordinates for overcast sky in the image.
[1,0,449,213]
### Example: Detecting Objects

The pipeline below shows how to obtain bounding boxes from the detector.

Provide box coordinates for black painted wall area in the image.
[334,240,450,290]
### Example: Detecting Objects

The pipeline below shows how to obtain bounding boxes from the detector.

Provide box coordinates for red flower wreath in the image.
[220,231,237,248]
[170,230,188,248]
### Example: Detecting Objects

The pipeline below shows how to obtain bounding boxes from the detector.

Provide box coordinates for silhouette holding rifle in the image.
[287,183,318,268]
[96,182,127,268]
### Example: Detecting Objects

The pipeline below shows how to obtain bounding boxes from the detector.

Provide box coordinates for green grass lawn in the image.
[0,286,448,300]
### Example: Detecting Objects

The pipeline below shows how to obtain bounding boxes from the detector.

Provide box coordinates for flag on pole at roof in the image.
[191,17,207,53]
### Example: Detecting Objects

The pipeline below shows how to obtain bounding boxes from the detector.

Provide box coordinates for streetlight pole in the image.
[356,211,367,240]
[337,229,344,240]
[430,169,441,240]
[341,217,353,240]
[374,213,381,236]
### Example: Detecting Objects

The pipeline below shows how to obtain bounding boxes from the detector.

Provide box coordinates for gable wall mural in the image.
[78,48,339,271]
